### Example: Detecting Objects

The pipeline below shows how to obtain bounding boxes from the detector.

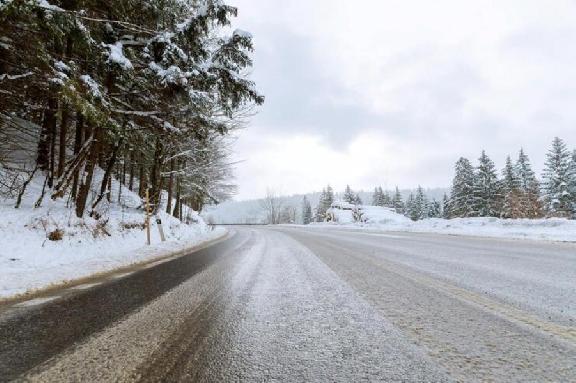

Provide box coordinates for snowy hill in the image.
[0,169,224,299]
[313,206,576,243]
[203,187,448,224]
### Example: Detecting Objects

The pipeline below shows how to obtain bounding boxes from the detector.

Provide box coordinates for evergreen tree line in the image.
[300,137,576,224]
[447,138,576,219]
[302,184,434,224]
[0,0,263,219]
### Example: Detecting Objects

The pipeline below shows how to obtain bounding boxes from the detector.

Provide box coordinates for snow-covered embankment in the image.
[0,172,225,300]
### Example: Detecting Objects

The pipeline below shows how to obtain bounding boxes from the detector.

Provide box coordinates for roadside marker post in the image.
[156,217,166,242]
[145,189,151,246]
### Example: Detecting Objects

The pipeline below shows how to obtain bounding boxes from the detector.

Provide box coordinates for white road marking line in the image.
[332,231,405,239]
[14,296,58,307]
[143,259,171,269]
[69,283,101,290]
[111,272,134,279]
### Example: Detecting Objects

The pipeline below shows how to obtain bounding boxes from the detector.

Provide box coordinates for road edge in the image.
[0,229,231,307]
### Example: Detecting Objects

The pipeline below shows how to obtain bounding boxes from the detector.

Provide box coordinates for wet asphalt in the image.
[0,227,575,382]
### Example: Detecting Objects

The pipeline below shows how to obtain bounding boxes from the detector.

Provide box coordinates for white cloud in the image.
[228,0,576,200]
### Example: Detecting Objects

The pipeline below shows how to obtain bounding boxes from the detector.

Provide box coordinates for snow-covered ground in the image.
[315,204,576,242]
[0,171,225,300]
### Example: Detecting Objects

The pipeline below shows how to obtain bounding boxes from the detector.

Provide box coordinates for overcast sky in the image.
[228,0,576,200]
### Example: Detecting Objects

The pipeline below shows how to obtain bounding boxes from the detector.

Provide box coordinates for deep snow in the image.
[315,204,576,242]
[0,170,225,299]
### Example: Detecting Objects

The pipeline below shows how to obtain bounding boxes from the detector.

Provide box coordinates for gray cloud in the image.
[249,29,380,147]
[228,0,576,199]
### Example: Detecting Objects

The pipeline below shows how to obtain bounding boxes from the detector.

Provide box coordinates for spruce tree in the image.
[372,187,382,206]
[0,0,263,218]
[501,156,522,218]
[516,148,543,218]
[442,194,451,218]
[315,185,334,222]
[302,196,312,225]
[428,199,442,218]
[473,151,502,217]
[542,138,574,217]
[413,185,428,220]
[354,193,363,205]
[343,185,355,204]
[405,193,417,221]
[570,150,576,215]
[392,186,404,214]
[326,185,335,207]
[381,190,392,207]
[315,189,328,222]
[449,157,476,217]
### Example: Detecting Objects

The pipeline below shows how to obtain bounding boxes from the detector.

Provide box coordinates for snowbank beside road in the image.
[314,205,576,242]
[409,217,576,242]
[0,172,225,300]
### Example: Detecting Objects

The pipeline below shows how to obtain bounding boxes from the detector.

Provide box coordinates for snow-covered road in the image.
[1,227,575,382]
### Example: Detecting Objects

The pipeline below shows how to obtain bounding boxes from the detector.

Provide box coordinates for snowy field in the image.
[0,172,225,300]
[313,205,576,242]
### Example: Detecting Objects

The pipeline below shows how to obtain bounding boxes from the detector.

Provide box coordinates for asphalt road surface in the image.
[1,227,575,382]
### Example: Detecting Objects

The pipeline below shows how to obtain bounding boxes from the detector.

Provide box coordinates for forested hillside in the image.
[0,0,263,218]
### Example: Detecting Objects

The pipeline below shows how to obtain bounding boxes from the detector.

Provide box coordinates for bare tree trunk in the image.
[166,158,174,214]
[15,166,38,209]
[139,158,147,199]
[37,96,58,174]
[91,141,121,214]
[76,127,100,218]
[128,150,135,192]
[58,104,69,179]
[107,176,112,202]
[173,176,180,219]
[149,138,163,208]
[48,99,57,188]
[70,113,84,201]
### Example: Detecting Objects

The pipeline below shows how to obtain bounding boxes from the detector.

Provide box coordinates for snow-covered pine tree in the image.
[541,138,574,218]
[473,151,502,217]
[354,193,363,205]
[405,193,417,221]
[315,185,334,222]
[501,156,523,218]
[302,196,313,225]
[570,149,576,216]
[392,186,404,214]
[413,185,428,220]
[372,187,382,206]
[315,188,327,222]
[1,0,264,219]
[428,199,442,218]
[326,185,335,207]
[515,148,543,218]
[449,157,476,217]
[381,190,392,207]
[442,193,451,218]
[343,185,355,204]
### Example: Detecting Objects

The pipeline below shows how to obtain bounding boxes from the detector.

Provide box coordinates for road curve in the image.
[0,226,575,382]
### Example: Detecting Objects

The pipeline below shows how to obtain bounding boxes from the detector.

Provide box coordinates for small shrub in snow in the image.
[91,219,111,238]
[121,222,146,231]
[48,229,64,241]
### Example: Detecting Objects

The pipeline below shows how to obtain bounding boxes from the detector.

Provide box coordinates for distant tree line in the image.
[0,1,262,218]
[446,137,575,219]
[300,137,576,224]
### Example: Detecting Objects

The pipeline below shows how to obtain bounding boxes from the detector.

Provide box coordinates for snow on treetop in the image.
[331,200,356,210]
[80,74,102,99]
[149,62,191,86]
[106,42,133,70]
[54,61,70,72]
[37,0,62,12]
[233,29,253,39]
